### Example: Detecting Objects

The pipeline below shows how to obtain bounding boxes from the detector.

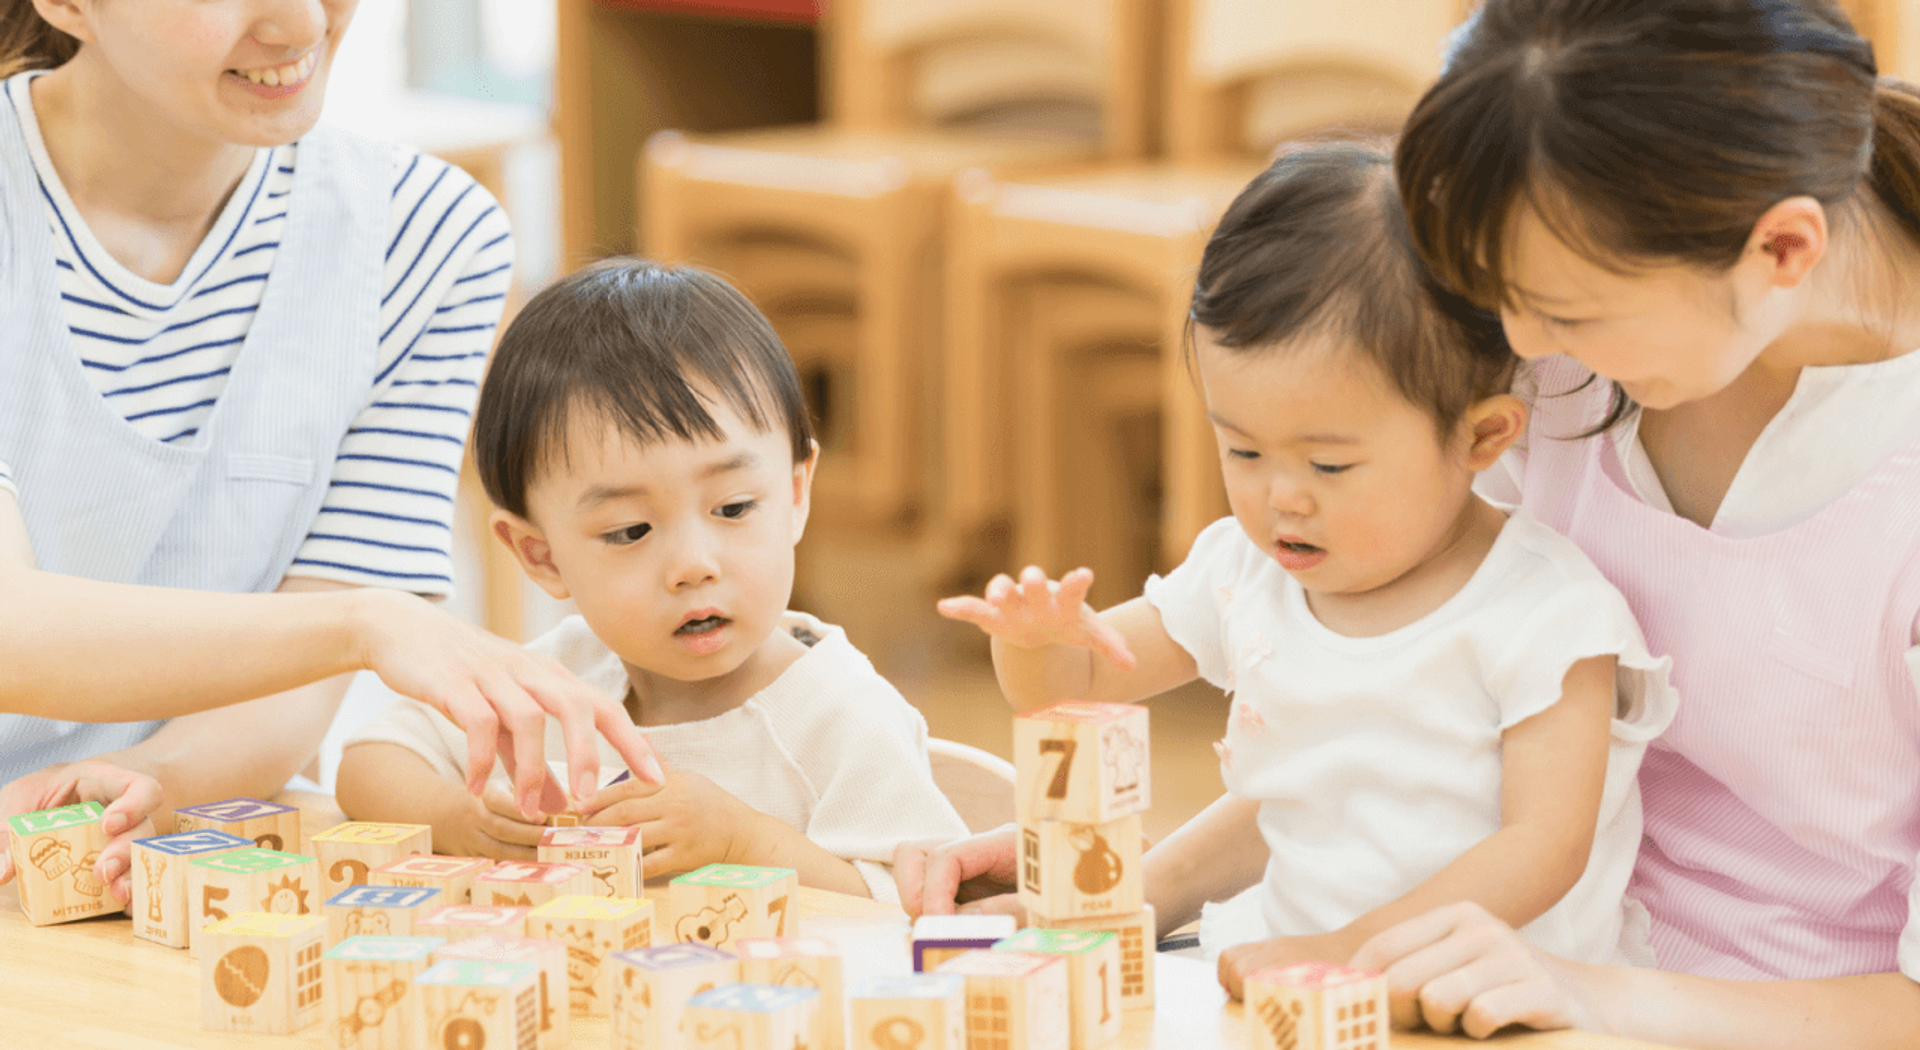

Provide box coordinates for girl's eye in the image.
[1544,313,1586,330]
[1311,462,1353,475]
[605,523,652,545]
[717,500,757,520]
[1226,448,1260,461]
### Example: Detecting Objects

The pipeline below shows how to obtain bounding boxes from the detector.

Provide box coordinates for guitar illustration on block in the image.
[675,894,749,946]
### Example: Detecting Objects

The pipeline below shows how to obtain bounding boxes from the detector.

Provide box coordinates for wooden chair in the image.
[928,737,1018,834]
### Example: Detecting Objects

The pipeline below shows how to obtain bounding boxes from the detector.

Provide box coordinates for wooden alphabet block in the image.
[416,903,532,942]
[198,912,327,1034]
[684,983,820,1050]
[1016,815,1142,922]
[172,797,302,853]
[911,914,1018,973]
[435,935,571,1050]
[309,822,432,901]
[1030,908,1155,1010]
[324,884,442,944]
[528,894,656,1017]
[416,959,544,1050]
[934,950,1070,1050]
[7,802,118,926]
[187,848,321,954]
[370,854,490,904]
[993,930,1121,1050]
[540,825,645,897]
[738,936,845,1050]
[609,943,741,1050]
[848,974,967,1050]
[474,859,595,908]
[322,935,444,1049]
[1013,702,1149,825]
[131,829,255,947]
[669,864,798,949]
[1243,963,1388,1050]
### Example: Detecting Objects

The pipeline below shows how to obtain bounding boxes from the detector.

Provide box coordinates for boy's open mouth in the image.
[1278,540,1323,554]
[676,615,729,635]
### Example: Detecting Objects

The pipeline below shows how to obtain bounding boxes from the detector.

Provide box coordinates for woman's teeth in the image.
[232,51,317,87]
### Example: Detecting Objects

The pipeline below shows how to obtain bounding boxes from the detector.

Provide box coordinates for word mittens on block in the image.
[1243,963,1388,1050]
[7,802,119,926]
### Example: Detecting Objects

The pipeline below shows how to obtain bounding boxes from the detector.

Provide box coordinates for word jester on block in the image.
[609,943,741,1050]
[199,912,327,1035]
[1244,963,1388,1050]
[132,829,254,947]
[540,824,644,897]
[310,822,432,900]
[322,935,445,1049]
[670,863,798,949]
[7,802,118,926]
[936,949,1071,1050]
[416,959,543,1050]
[684,982,821,1050]
[324,883,441,944]
[848,973,967,1050]
[371,853,491,904]
[437,935,571,1050]
[739,936,846,1050]
[994,930,1121,1050]
[1013,702,1149,825]
[172,797,301,852]
[187,848,320,953]
[912,913,1017,973]
[528,894,657,1016]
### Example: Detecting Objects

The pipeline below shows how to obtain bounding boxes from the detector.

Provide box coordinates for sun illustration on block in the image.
[262,875,310,914]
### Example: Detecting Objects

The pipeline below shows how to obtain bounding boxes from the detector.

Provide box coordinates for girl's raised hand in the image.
[937,566,1137,670]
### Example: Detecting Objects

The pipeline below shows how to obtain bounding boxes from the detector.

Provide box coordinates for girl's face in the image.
[54,0,356,147]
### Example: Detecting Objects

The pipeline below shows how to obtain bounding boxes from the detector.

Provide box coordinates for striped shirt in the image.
[3,73,511,595]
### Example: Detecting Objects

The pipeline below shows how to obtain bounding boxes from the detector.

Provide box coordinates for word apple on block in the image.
[416,959,543,1050]
[132,829,254,947]
[1244,963,1388,1050]
[371,854,490,904]
[684,983,820,1050]
[310,822,431,901]
[172,797,302,852]
[1039,908,1156,1010]
[528,894,655,1016]
[7,801,118,926]
[187,848,321,954]
[738,936,845,1050]
[540,825,644,898]
[670,864,798,949]
[609,943,740,1050]
[436,935,570,1050]
[322,935,444,1049]
[849,973,967,1050]
[474,859,595,908]
[417,903,532,942]
[1017,815,1143,922]
[994,930,1121,1050]
[936,950,1071,1050]
[199,912,327,1035]
[324,884,441,944]
[912,914,1017,973]
[1013,702,1149,825]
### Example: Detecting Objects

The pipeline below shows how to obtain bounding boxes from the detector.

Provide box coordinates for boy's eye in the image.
[1310,462,1353,475]
[717,500,757,520]
[605,523,652,545]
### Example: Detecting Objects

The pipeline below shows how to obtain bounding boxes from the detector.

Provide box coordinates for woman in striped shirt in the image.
[0,0,659,902]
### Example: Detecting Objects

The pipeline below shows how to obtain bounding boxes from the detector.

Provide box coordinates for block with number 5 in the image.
[1013,702,1149,825]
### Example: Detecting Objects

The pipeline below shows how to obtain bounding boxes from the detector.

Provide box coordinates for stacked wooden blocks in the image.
[1243,963,1389,1050]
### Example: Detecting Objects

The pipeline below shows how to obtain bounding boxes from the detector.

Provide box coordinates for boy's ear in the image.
[31,0,95,43]
[790,440,820,545]
[490,508,570,601]
[1463,393,1527,471]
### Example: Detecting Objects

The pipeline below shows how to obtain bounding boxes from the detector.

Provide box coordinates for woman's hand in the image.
[580,764,757,879]
[892,824,1025,918]
[432,784,550,861]
[1219,932,1357,1000]
[0,759,163,904]
[937,566,1137,670]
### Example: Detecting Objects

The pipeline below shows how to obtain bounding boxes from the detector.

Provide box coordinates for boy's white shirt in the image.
[1150,512,1677,966]
[344,611,968,902]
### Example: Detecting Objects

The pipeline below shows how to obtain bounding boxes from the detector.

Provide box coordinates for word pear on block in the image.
[540,825,644,897]
[187,848,320,954]
[935,950,1070,1050]
[739,936,845,1050]
[371,854,490,904]
[309,823,432,902]
[912,913,1018,972]
[132,829,254,947]
[1244,963,1388,1050]
[994,930,1121,1050]
[324,884,441,944]
[1035,908,1156,1010]
[416,959,543,1050]
[1017,814,1142,922]
[436,935,570,1050]
[474,859,595,908]
[849,973,968,1050]
[7,802,118,926]
[670,864,798,949]
[199,912,327,1035]
[172,797,302,852]
[528,894,656,1017]
[1013,702,1149,825]
[417,904,532,942]
[684,982,820,1050]
[322,935,444,1049]
[609,943,741,1050]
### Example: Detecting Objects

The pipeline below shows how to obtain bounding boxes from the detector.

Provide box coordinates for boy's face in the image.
[500,396,813,683]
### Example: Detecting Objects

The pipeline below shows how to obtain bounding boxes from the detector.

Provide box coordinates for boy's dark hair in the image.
[474,258,814,519]
[1191,142,1514,432]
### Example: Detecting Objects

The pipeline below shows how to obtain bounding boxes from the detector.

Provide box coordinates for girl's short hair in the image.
[1191,142,1514,432]
[474,259,814,519]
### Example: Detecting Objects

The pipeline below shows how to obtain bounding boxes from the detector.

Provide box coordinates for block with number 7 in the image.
[669,864,797,949]
[1013,702,1149,824]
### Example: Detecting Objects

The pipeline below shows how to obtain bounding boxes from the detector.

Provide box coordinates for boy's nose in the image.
[667,535,722,591]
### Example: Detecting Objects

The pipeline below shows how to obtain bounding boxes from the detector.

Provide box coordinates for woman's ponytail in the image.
[1869,80,1920,247]
[0,1,77,81]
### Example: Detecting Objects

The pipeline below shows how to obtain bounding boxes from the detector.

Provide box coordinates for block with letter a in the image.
[669,863,798,949]
[171,797,301,853]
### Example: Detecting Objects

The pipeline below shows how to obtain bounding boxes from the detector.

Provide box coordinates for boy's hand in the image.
[1218,931,1357,1000]
[580,763,758,878]
[433,784,548,860]
[0,758,161,905]
[936,566,1137,670]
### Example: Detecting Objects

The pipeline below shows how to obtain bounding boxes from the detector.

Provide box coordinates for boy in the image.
[336,260,966,900]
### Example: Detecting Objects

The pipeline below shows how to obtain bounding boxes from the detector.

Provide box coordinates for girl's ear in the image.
[490,509,570,601]
[31,0,96,43]
[1746,195,1828,291]
[1462,393,1527,471]
[790,440,820,546]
